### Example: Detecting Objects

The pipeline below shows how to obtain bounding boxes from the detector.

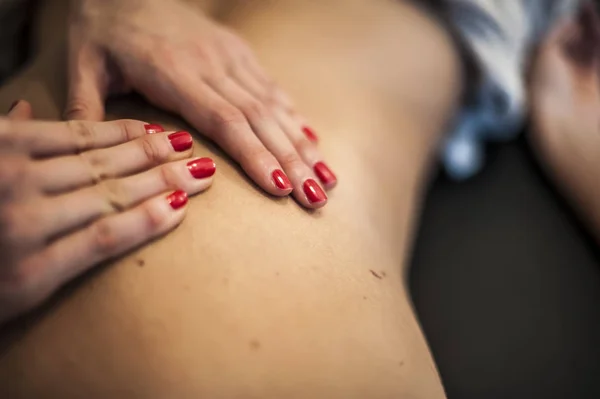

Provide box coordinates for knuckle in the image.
[158,163,185,191]
[113,120,146,142]
[239,145,273,169]
[89,219,119,256]
[97,179,130,212]
[291,137,313,156]
[78,151,109,181]
[277,151,306,171]
[240,100,269,121]
[141,135,171,165]
[209,105,247,131]
[65,98,89,116]
[67,120,96,151]
[140,201,169,233]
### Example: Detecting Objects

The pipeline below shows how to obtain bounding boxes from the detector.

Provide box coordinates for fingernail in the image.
[314,162,337,187]
[302,126,318,143]
[8,100,20,113]
[144,124,165,134]
[272,169,292,190]
[168,131,193,152]
[167,190,188,210]
[303,179,327,204]
[187,157,216,179]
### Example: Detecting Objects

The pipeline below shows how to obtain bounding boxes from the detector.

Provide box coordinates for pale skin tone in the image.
[4,0,600,398]
[0,104,216,323]
[67,0,336,209]
[0,0,462,397]
[529,2,600,241]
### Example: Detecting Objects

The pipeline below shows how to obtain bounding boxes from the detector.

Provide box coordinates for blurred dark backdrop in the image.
[410,136,600,399]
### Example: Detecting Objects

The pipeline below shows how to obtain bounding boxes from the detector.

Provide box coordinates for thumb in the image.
[64,42,108,121]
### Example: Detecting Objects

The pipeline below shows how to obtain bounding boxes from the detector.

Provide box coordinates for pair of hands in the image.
[1,0,337,324]
[66,0,336,208]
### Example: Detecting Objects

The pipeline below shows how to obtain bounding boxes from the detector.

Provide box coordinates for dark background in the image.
[410,136,600,399]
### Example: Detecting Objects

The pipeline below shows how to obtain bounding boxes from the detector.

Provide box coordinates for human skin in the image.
[529,2,600,242]
[0,111,216,324]
[0,0,462,397]
[66,0,335,209]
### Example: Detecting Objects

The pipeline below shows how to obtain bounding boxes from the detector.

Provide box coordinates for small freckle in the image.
[381,271,387,277]
[363,296,368,300]
[275,272,280,277]
[398,361,404,367]
[183,285,191,291]
[136,259,145,267]
[250,339,261,350]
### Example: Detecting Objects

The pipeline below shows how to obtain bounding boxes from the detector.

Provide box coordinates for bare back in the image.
[0,1,462,397]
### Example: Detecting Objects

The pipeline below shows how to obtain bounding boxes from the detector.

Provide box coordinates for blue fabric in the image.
[442,0,582,179]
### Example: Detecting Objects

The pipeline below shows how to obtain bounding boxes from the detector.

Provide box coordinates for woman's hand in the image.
[65,0,336,209]
[0,102,215,324]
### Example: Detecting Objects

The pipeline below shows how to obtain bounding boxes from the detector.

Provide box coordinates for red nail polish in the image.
[167,190,188,210]
[303,179,327,203]
[314,162,337,187]
[187,157,216,179]
[144,124,165,134]
[302,126,318,143]
[168,131,193,152]
[272,169,292,190]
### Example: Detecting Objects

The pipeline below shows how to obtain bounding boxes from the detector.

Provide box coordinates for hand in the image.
[0,102,215,324]
[65,0,336,209]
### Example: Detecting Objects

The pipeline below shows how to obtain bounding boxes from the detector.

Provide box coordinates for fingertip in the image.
[167,189,189,210]
[298,178,328,209]
[8,100,33,120]
[313,161,338,190]
[185,157,217,193]
[271,169,293,195]
[144,123,165,135]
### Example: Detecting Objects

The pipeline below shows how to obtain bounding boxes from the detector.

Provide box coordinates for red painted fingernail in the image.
[144,124,165,134]
[187,157,216,179]
[8,100,20,113]
[314,162,337,187]
[272,169,292,190]
[167,190,188,210]
[302,126,318,143]
[303,179,327,204]
[168,131,193,152]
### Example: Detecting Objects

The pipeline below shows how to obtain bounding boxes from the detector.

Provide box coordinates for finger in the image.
[0,119,158,157]
[22,190,189,304]
[64,40,108,121]
[272,107,337,190]
[230,63,271,101]
[243,56,301,113]
[7,100,33,121]
[33,129,194,194]
[31,157,214,239]
[211,78,328,208]
[176,79,298,198]
[240,57,318,143]
[231,63,317,144]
